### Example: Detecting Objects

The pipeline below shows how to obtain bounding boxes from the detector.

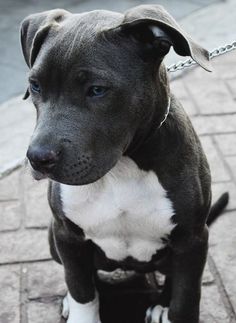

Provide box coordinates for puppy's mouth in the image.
[30,163,95,185]
[29,156,120,185]
[27,146,124,185]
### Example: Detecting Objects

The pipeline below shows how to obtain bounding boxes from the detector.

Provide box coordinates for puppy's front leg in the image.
[54,224,101,323]
[168,226,209,323]
[146,226,208,323]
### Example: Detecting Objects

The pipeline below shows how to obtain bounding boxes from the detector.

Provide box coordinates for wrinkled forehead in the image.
[58,9,123,47]
[32,10,145,81]
[35,10,124,69]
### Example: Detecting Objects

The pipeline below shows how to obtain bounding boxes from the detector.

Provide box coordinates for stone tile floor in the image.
[0,52,236,323]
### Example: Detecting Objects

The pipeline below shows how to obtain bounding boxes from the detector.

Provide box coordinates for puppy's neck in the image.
[125,63,170,157]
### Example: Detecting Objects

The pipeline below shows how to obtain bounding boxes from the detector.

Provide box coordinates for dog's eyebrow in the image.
[76,67,122,83]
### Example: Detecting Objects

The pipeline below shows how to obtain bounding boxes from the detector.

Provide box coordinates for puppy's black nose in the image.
[27,146,60,173]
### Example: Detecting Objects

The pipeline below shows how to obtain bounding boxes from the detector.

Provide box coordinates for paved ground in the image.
[0,0,236,322]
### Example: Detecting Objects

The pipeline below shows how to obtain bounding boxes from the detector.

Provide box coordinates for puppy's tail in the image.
[207,192,229,226]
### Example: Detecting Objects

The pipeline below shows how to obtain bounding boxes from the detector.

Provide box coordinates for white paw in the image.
[145,305,170,323]
[61,292,101,323]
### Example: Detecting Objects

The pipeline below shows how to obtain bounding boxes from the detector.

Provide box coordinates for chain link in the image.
[167,40,236,73]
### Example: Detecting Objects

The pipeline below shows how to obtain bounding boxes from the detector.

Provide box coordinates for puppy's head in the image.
[20,5,211,185]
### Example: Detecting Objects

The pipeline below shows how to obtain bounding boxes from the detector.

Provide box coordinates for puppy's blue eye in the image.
[87,86,108,97]
[30,81,40,93]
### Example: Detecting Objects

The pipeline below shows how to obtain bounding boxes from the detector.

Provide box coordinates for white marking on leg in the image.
[162,307,170,323]
[145,307,152,322]
[145,305,170,323]
[151,305,164,323]
[62,292,101,323]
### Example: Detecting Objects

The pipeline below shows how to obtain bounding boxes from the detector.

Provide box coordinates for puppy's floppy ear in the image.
[20,9,69,68]
[110,5,212,72]
[20,9,69,99]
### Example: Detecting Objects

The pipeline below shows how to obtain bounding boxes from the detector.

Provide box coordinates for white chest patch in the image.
[60,157,175,262]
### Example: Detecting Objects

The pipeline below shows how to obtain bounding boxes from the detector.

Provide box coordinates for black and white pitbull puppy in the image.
[21,5,219,323]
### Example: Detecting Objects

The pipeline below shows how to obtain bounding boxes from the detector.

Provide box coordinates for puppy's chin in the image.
[31,168,48,181]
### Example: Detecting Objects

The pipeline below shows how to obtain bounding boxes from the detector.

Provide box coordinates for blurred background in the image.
[0,1,236,323]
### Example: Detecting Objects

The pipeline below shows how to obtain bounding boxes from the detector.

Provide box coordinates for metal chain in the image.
[167,40,236,73]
